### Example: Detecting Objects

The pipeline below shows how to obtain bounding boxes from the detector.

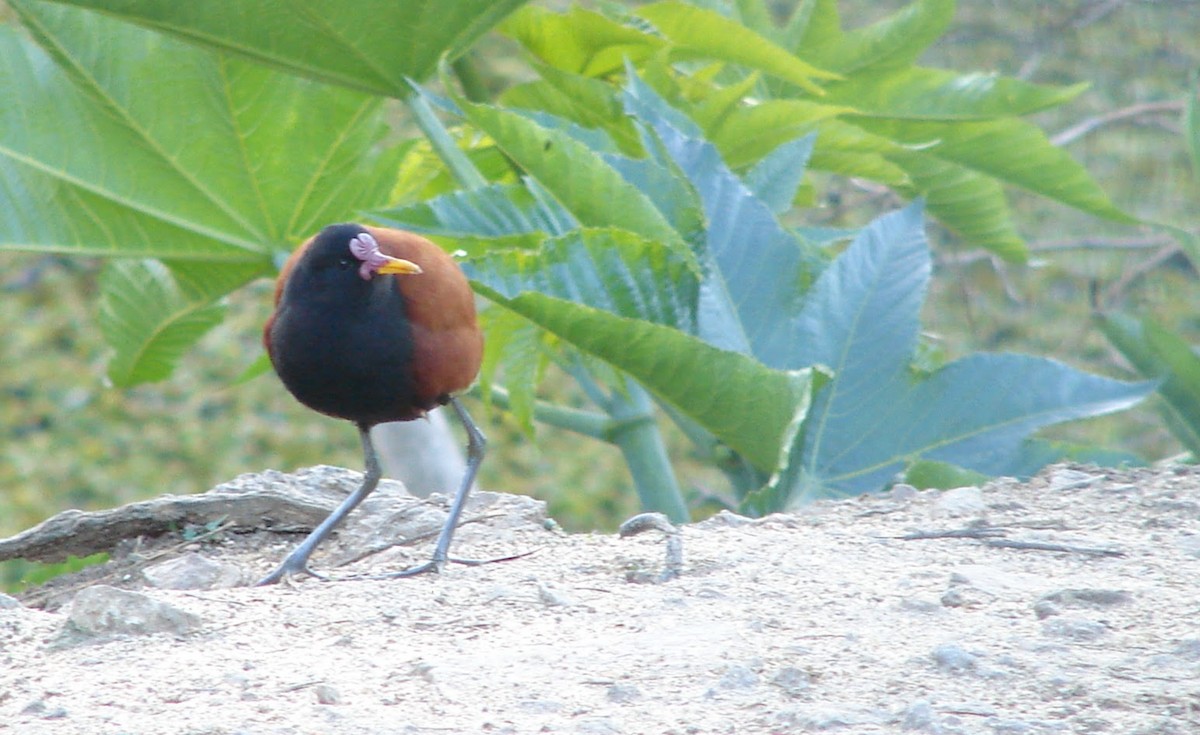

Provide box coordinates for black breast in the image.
[269,272,424,427]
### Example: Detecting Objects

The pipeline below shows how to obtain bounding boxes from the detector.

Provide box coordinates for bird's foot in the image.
[447,549,540,567]
[255,558,330,586]
[379,557,445,579]
[377,548,538,579]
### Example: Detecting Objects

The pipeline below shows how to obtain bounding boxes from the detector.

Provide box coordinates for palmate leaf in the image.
[501,62,643,155]
[757,203,1154,509]
[463,229,700,335]
[472,289,812,472]
[459,100,691,259]
[375,181,577,242]
[1,2,399,384]
[1098,312,1200,458]
[633,1,840,94]
[862,117,1135,224]
[499,0,1133,260]
[454,205,815,472]
[99,260,261,386]
[463,227,809,471]
[36,0,528,97]
[887,151,1026,261]
[623,69,826,365]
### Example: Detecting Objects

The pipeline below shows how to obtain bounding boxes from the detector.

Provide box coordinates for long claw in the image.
[256,558,329,586]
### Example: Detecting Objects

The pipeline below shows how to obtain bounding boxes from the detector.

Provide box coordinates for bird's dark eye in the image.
[336,258,354,271]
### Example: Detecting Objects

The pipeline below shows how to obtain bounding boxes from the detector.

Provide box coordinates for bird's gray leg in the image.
[257,424,381,585]
[387,397,486,578]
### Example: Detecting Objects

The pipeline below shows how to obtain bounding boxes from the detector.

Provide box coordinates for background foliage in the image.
[1,0,1197,586]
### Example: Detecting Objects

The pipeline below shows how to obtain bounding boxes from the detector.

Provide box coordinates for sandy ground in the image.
[1,463,1198,734]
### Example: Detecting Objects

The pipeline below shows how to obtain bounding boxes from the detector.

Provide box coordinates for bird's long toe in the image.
[256,559,329,586]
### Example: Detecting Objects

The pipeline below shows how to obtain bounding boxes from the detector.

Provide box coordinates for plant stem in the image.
[476,385,611,440]
[403,82,487,191]
[606,382,690,523]
[479,380,689,522]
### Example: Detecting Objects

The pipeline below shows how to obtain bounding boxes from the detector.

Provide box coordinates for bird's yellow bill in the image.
[376,256,423,275]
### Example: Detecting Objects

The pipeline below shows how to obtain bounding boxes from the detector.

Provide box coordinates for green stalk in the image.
[403,81,487,191]
[606,382,690,523]
[476,384,611,440]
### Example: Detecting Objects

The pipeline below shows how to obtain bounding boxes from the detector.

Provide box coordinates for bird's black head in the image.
[283,223,422,303]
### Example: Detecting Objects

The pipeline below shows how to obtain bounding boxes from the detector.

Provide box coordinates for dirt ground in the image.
[1,463,1198,734]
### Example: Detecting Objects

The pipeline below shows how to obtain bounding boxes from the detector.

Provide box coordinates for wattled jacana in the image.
[257,223,485,585]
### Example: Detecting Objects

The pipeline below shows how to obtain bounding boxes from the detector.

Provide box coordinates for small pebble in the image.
[931,643,977,674]
[900,699,938,732]
[65,585,201,639]
[143,552,244,590]
[606,684,641,703]
[770,667,811,698]
[537,582,574,607]
[1173,639,1200,661]
[694,510,756,528]
[1038,589,1130,609]
[314,684,341,705]
[1042,618,1107,642]
[931,487,986,517]
[716,663,759,690]
[576,718,622,734]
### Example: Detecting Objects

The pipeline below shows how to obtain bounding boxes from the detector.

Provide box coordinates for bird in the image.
[256,223,485,585]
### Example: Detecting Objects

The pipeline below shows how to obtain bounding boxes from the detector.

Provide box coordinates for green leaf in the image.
[464,229,700,333]
[793,203,930,380]
[502,5,665,78]
[710,101,907,185]
[1098,312,1200,457]
[763,203,1153,506]
[3,3,397,254]
[744,135,816,214]
[1,2,400,383]
[824,67,1089,120]
[99,260,246,387]
[862,117,1136,224]
[788,0,955,74]
[478,308,547,435]
[501,63,643,155]
[887,151,1026,261]
[374,182,577,241]
[459,100,692,258]
[40,0,529,97]
[634,1,840,94]
[903,460,988,490]
[472,290,811,471]
[232,352,273,386]
[623,70,826,364]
